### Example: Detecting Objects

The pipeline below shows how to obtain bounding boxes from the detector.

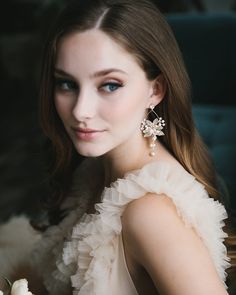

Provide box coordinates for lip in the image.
[72,127,105,141]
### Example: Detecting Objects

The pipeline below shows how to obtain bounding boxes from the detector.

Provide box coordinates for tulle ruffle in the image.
[30,159,100,295]
[60,160,230,294]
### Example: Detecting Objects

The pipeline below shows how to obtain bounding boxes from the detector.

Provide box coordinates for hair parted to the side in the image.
[40,0,218,203]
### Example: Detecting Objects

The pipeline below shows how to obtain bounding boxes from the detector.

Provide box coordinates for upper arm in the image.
[122,193,228,295]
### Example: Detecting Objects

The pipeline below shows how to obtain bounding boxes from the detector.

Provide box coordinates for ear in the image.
[147,74,166,107]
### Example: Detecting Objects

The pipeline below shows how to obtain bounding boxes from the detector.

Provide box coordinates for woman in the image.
[9,0,231,294]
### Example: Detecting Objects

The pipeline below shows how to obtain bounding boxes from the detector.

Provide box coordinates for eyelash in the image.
[54,78,78,91]
[54,77,124,94]
[100,81,123,93]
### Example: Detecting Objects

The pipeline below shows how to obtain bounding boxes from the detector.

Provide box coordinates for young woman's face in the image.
[54,29,160,158]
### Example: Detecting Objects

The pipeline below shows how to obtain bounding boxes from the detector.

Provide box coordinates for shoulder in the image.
[122,193,181,239]
[121,193,227,294]
[121,192,190,268]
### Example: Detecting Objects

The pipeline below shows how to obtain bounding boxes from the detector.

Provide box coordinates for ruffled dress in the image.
[31,159,230,295]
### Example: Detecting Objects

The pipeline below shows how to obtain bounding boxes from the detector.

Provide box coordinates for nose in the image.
[72,88,96,121]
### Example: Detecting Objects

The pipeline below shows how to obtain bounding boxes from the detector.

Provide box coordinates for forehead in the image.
[55,29,143,75]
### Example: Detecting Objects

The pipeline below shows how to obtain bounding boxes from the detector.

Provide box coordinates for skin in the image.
[54,29,229,294]
[122,194,229,294]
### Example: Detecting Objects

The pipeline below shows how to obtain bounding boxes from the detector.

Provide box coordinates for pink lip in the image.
[72,127,105,141]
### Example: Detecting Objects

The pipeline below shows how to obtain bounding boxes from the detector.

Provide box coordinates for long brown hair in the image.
[40,0,217,202]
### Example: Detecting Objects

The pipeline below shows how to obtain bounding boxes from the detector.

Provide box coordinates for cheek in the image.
[108,92,147,123]
[54,95,72,122]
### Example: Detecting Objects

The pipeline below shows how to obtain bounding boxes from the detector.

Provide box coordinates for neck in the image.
[101,134,160,187]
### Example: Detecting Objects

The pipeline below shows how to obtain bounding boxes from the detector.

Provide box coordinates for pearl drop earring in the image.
[140,104,165,157]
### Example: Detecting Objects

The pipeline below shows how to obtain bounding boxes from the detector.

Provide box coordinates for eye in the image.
[54,78,78,91]
[100,82,123,93]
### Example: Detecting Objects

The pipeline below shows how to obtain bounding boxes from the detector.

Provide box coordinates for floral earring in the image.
[140,104,165,157]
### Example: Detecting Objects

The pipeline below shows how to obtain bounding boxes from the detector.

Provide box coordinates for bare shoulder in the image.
[122,193,228,294]
[122,193,181,238]
[121,192,187,267]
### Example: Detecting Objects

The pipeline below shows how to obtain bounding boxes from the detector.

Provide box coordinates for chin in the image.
[74,145,109,158]
[78,151,102,158]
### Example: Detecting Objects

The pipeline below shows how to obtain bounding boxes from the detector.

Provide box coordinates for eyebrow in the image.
[91,68,128,77]
[54,68,74,78]
[54,68,128,78]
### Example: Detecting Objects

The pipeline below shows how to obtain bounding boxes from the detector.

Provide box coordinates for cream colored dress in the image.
[31,159,230,295]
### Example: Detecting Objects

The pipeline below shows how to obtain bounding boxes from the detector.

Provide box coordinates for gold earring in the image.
[140,104,165,157]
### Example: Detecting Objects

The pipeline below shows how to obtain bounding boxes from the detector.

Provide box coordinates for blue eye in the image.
[101,82,122,93]
[55,78,78,91]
